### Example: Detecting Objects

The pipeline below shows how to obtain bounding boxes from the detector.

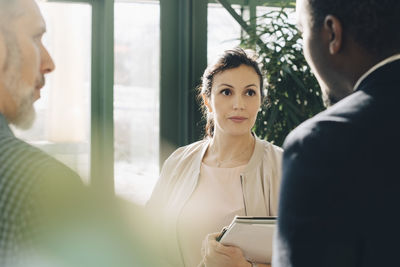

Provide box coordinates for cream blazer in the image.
[146,136,283,267]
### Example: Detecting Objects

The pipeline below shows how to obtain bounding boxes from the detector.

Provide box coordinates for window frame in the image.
[49,0,114,194]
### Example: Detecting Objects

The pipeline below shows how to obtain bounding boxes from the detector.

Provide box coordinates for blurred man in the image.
[273,0,400,266]
[0,1,157,266]
[0,0,91,263]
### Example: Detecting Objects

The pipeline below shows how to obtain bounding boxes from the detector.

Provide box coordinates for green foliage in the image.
[256,1,296,8]
[241,7,325,146]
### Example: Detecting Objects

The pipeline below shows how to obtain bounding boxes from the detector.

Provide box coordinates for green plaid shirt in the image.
[0,113,81,265]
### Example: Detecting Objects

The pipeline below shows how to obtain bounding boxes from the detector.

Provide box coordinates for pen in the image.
[216,227,227,242]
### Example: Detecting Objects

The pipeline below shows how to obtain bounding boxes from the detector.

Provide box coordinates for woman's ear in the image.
[202,94,212,113]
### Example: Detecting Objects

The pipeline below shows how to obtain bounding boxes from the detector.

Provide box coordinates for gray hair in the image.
[0,0,20,24]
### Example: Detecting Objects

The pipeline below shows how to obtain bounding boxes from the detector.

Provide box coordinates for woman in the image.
[147,48,282,267]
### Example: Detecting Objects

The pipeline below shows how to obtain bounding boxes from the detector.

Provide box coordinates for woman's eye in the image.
[221,89,231,96]
[246,89,257,96]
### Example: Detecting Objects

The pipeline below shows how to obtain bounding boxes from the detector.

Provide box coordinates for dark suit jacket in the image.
[273,59,400,267]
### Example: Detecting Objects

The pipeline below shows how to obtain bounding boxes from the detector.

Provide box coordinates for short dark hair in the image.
[307,0,400,54]
[198,47,264,138]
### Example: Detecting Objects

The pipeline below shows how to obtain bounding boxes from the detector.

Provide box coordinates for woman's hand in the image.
[200,232,251,267]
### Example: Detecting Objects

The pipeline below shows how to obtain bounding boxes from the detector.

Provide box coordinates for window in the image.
[114,0,160,205]
[207,3,242,63]
[13,2,92,183]
[257,5,296,27]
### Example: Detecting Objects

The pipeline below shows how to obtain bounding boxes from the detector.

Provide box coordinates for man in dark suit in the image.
[273,0,400,266]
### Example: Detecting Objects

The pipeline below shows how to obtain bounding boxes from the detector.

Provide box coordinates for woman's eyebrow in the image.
[218,83,234,88]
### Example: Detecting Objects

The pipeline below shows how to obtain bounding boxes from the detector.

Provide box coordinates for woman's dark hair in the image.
[198,47,265,138]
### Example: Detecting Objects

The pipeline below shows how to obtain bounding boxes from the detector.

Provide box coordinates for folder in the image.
[216,216,277,264]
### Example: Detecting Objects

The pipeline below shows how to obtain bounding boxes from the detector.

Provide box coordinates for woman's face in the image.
[205,64,261,137]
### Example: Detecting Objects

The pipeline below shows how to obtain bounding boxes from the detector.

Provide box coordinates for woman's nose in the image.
[233,95,245,110]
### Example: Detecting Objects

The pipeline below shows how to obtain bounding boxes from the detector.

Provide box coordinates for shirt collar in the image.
[353,54,400,91]
[0,112,14,137]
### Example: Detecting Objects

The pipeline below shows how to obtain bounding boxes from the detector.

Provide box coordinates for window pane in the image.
[114,1,160,205]
[256,6,297,31]
[12,3,92,183]
[208,3,241,63]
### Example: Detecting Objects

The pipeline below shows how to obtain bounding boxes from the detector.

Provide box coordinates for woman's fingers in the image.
[215,242,243,257]
[205,231,244,258]
[207,232,220,240]
[202,231,250,267]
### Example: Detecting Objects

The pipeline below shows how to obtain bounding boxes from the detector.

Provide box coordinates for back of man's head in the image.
[308,0,400,56]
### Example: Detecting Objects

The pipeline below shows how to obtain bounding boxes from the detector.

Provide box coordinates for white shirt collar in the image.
[353,53,400,91]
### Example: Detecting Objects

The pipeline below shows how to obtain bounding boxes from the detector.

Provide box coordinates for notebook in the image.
[216,216,277,263]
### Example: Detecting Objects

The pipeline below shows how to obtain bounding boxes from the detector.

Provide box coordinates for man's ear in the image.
[324,15,343,55]
[202,94,212,113]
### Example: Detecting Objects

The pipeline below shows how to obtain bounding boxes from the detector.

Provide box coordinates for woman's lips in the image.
[228,116,247,123]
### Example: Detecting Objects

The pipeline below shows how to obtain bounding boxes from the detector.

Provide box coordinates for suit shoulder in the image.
[283,118,319,151]
[283,108,340,151]
[283,99,364,157]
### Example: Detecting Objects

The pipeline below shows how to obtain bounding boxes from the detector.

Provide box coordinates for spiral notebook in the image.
[216,216,277,264]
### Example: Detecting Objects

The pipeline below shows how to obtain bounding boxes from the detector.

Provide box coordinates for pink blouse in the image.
[177,162,246,267]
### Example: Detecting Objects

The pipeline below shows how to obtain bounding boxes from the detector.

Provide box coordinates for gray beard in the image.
[4,76,36,130]
[12,88,36,130]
